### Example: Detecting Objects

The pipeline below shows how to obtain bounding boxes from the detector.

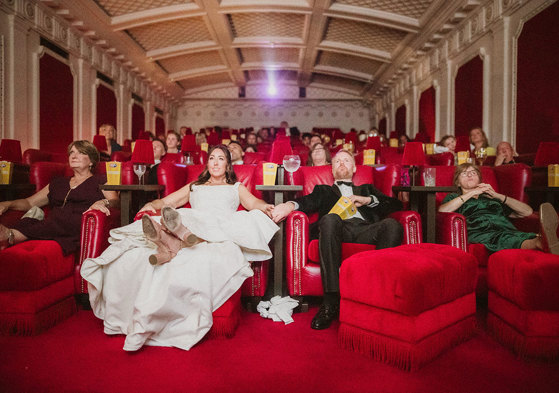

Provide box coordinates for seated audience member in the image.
[439,163,558,255]
[435,135,457,154]
[147,139,167,185]
[309,134,323,148]
[166,131,181,154]
[469,127,495,155]
[245,132,258,151]
[301,132,313,147]
[179,126,188,138]
[273,150,404,329]
[245,146,256,153]
[228,141,244,165]
[81,145,278,351]
[307,143,332,167]
[494,141,516,166]
[195,131,207,146]
[358,130,367,143]
[258,128,270,141]
[0,141,119,253]
[99,124,121,159]
[399,134,411,147]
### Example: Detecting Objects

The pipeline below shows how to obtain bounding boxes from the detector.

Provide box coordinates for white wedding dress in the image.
[81,182,278,351]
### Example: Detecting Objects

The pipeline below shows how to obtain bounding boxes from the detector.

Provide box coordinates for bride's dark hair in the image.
[190,144,237,190]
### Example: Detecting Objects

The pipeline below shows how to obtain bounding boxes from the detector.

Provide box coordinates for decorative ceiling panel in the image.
[240,48,300,65]
[94,0,191,17]
[158,51,224,74]
[182,72,233,90]
[127,18,211,51]
[334,0,434,19]
[312,73,366,91]
[228,13,305,38]
[324,18,407,52]
[247,70,298,82]
[316,51,382,76]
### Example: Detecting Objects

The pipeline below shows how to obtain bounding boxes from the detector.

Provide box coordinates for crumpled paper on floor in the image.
[256,296,299,324]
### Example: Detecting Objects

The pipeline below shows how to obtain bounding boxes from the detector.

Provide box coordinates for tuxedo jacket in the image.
[296,183,403,226]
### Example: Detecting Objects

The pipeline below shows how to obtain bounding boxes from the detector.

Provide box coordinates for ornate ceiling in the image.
[43,0,482,101]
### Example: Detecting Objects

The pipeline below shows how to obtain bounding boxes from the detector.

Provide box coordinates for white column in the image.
[71,57,95,141]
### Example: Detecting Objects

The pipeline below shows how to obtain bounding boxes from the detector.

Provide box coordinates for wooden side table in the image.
[100,184,164,226]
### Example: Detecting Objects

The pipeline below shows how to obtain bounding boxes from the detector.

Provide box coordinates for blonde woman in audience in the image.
[469,127,495,155]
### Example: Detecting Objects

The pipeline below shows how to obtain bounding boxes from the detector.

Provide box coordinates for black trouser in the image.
[318,214,403,296]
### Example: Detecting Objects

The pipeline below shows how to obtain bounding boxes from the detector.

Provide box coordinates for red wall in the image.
[454,56,483,138]
[419,86,436,142]
[96,84,117,133]
[379,118,387,136]
[395,105,406,136]
[155,116,165,138]
[516,1,559,153]
[40,54,73,154]
[131,103,145,140]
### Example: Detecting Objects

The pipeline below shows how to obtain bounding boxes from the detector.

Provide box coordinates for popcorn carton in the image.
[200,142,209,152]
[425,143,435,155]
[262,162,278,185]
[106,161,121,185]
[389,138,398,147]
[457,151,470,165]
[0,161,13,184]
[549,164,559,187]
[335,139,343,146]
[363,149,376,165]
[221,138,231,145]
[328,196,357,220]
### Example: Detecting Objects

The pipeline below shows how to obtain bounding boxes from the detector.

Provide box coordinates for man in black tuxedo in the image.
[272,150,403,329]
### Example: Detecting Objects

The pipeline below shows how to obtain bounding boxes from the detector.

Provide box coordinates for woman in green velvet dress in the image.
[438,163,545,253]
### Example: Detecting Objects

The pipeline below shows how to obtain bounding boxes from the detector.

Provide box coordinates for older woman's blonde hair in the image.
[453,163,482,188]
[469,127,489,148]
[68,140,100,172]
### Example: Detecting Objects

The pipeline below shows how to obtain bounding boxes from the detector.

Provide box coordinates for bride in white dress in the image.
[81,146,278,351]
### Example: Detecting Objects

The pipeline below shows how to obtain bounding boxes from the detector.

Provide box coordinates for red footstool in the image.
[487,249,559,360]
[0,241,76,335]
[339,243,478,370]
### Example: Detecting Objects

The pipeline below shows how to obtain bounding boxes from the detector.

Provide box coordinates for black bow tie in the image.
[336,181,353,187]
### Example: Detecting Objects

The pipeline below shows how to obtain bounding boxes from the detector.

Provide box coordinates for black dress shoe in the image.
[311,303,339,330]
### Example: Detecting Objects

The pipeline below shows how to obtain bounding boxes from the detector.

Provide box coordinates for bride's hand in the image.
[262,204,274,218]
[139,201,157,213]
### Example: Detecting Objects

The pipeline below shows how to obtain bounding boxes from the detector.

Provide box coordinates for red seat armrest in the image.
[389,210,422,244]
[436,212,467,251]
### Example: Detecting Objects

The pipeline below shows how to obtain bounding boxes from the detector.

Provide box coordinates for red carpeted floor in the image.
[1,306,558,393]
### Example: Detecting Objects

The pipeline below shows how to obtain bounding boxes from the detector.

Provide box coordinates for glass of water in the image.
[282,155,301,185]
[133,163,147,185]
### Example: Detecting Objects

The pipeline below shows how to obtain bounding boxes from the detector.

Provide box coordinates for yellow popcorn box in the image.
[457,151,470,165]
[200,142,209,152]
[231,134,237,141]
[335,139,343,146]
[131,141,136,153]
[328,196,357,220]
[549,164,559,187]
[389,138,398,147]
[485,146,496,156]
[262,162,278,185]
[106,161,121,185]
[0,161,13,184]
[222,138,231,145]
[363,149,376,165]
[342,143,354,153]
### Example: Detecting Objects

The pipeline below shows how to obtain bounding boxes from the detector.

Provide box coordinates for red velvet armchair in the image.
[434,164,536,298]
[0,162,120,335]
[153,162,270,298]
[285,164,423,297]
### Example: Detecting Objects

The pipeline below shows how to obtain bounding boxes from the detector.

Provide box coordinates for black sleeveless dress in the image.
[13,176,105,255]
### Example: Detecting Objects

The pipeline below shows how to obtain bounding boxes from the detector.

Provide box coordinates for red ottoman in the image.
[0,241,76,335]
[487,249,559,360]
[339,243,478,370]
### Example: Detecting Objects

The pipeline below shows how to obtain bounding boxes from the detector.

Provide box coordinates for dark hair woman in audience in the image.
[0,140,119,253]
[81,145,279,351]
[469,127,494,155]
[439,163,558,254]
[307,142,332,166]
[166,131,181,154]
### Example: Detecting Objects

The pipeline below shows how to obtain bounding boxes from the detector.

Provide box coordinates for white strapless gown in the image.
[81,183,278,351]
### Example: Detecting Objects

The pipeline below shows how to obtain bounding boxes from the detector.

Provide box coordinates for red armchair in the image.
[284,164,423,297]
[0,162,120,335]
[154,162,270,298]
[434,164,535,299]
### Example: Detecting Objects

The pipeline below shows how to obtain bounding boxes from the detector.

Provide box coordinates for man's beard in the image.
[334,167,351,179]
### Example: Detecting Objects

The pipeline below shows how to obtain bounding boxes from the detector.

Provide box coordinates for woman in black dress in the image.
[0,140,119,254]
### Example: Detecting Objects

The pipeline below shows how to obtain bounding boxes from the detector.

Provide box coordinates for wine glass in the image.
[475,148,487,166]
[133,163,147,185]
[184,153,193,166]
[282,155,301,185]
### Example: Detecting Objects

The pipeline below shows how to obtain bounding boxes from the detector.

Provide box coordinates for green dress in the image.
[442,193,536,253]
